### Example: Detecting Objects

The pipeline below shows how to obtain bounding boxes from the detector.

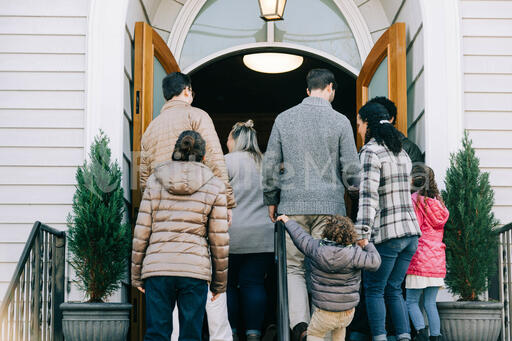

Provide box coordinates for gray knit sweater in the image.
[262,96,361,215]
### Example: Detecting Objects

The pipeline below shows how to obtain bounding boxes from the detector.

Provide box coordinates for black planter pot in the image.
[60,302,131,341]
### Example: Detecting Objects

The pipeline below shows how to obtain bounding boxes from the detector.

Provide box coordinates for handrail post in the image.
[52,233,66,341]
[31,231,42,340]
[275,221,290,341]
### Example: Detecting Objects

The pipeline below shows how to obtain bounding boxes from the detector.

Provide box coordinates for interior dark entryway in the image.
[189,51,358,153]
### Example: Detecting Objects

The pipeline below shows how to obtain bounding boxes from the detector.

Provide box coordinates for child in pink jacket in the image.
[406,165,449,341]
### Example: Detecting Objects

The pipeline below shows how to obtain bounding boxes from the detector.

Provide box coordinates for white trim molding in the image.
[168,0,373,68]
[86,0,129,164]
[420,0,463,187]
[183,42,360,77]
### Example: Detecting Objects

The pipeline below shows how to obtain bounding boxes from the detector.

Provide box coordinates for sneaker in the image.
[247,334,261,341]
[291,322,308,341]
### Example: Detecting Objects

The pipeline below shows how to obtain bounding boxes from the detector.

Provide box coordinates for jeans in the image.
[349,284,398,341]
[406,287,441,337]
[307,307,355,341]
[171,289,232,341]
[364,236,418,341]
[227,253,273,336]
[144,276,208,341]
[285,215,331,328]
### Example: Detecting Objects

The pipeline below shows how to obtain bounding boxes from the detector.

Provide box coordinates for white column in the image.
[85,0,129,163]
[420,0,464,187]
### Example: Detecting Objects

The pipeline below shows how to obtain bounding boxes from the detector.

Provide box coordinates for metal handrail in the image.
[0,221,66,341]
[275,221,290,341]
[495,222,512,235]
[498,222,512,341]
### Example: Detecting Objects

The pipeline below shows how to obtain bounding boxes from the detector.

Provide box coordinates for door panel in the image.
[368,55,388,99]
[130,21,180,341]
[356,23,407,149]
[153,57,168,120]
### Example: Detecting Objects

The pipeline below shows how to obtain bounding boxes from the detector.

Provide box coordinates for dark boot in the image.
[429,336,442,341]
[414,328,429,341]
[291,322,308,341]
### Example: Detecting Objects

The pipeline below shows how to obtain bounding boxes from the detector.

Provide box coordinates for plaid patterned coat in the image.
[355,139,421,244]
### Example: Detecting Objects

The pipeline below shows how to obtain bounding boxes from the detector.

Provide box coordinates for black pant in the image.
[144,276,208,341]
[227,253,274,335]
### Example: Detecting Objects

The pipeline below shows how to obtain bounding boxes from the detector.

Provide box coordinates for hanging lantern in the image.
[258,0,287,21]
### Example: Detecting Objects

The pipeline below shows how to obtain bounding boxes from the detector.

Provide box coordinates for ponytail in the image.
[359,102,402,155]
[172,130,206,162]
[229,119,263,165]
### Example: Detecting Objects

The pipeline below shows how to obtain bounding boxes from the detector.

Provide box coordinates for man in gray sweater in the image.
[262,68,361,340]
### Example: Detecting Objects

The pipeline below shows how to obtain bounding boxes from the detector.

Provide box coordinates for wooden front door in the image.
[356,23,407,148]
[130,21,180,341]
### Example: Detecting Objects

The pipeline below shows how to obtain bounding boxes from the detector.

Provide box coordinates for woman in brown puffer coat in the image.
[131,130,229,341]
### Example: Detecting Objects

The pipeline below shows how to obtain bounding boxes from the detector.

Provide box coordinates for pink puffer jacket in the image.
[407,193,450,277]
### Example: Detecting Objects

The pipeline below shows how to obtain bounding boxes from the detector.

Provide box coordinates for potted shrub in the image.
[60,132,132,341]
[438,132,502,341]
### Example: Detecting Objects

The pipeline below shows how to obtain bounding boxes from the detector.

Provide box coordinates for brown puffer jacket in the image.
[131,161,229,293]
[139,99,235,208]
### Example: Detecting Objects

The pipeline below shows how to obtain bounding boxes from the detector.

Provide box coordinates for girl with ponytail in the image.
[354,101,421,341]
[132,129,230,340]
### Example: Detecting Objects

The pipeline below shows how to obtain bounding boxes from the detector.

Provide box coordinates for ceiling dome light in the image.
[243,53,303,74]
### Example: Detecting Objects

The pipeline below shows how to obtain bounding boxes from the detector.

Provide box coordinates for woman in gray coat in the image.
[225,120,274,341]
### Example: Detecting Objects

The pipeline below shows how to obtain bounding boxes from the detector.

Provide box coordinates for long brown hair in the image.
[411,164,442,201]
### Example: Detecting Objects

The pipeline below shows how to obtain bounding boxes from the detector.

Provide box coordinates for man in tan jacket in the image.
[140,72,236,216]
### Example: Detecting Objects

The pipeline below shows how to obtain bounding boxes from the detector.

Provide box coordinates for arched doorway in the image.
[189,50,357,154]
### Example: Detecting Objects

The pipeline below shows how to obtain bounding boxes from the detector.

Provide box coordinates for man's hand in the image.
[227,209,233,227]
[357,239,369,248]
[276,215,290,224]
[268,205,277,223]
[211,291,221,302]
[137,287,145,294]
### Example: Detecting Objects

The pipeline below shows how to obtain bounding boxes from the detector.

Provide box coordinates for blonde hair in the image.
[229,119,263,165]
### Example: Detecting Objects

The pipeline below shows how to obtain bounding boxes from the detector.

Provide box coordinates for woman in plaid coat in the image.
[354,101,421,341]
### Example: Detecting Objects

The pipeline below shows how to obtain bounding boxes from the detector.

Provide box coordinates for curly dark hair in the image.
[321,215,358,246]
[359,101,403,155]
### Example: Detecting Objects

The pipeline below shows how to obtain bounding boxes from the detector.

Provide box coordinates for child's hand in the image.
[276,215,290,223]
[357,239,369,248]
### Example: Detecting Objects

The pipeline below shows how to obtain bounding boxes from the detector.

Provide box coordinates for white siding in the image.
[123,0,150,206]
[460,0,512,224]
[358,0,426,152]
[394,0,425,152]
[0,0,88,300]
